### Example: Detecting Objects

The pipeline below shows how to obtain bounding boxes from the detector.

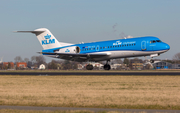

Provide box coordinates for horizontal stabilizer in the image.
[14,31,45,35]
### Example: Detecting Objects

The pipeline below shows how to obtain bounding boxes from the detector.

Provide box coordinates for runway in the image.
[0,106,179,113]
[0,71,180,75]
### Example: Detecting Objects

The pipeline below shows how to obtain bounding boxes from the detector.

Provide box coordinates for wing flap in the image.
[38,52,110,62]
[39,52,109,57]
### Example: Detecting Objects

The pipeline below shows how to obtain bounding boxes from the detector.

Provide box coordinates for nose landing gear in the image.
[150,59,154,63]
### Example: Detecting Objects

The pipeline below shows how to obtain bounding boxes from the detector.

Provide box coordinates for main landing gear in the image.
[103,60,111,70]
[86,60,111,70]
[150,59,154,63]
[86,64,93,70]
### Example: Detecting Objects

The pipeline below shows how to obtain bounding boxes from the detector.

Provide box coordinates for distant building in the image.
[92,63,104,68]
[77,64,83,70]
[152,61,172,69]
[78,63,104,70]
[130,59,143,69]
[172,64,180,69]
[3,62,14,69]
[16,62,27,68]
[39,64,46,70]
[111,64,122,70]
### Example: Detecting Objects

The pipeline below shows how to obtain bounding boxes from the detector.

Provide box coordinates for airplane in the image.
[16,28,170,70]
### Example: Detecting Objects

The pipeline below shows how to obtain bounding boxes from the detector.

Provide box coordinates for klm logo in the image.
[42,34,55,45]
[44,34,51,39]
[65,49,70,53]
[113,41,122,45]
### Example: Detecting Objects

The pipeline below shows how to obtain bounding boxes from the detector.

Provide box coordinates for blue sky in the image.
[0,0,179,62]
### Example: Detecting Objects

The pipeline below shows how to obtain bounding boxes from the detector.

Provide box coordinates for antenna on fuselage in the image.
[79,42,84,44]
[124,35,133,39]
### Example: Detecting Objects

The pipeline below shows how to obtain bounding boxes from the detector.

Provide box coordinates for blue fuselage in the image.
[76,36,170,54]
[42,36,170,62]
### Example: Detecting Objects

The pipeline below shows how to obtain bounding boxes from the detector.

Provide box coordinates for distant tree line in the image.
[13,55,78,70]
[1,52,180,70]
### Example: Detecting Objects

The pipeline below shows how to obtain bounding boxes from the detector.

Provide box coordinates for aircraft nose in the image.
[165,43,170,50]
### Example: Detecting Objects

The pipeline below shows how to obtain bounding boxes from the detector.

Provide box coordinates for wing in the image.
[38,52,110,62]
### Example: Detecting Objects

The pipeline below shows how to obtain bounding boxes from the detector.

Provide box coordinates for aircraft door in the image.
[141,41,146,50]
[96,45,99,51]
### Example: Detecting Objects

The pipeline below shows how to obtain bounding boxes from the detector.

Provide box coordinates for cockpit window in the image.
[150,40,162,43]
[150,40,156,43]
[156,40,162,42]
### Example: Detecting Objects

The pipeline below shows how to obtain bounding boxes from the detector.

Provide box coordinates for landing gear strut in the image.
[86,64,93,70]
[104,60,111,70]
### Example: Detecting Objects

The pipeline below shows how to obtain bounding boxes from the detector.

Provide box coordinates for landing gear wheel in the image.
[86,64,93,70]
[104,64,111,70]
[150,59,154,63]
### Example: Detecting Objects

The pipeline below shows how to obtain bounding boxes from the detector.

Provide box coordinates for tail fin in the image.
[16,28,61,50]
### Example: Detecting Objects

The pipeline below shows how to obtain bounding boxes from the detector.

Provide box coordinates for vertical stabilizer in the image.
[34,28,61,49]
[16,28,61,50]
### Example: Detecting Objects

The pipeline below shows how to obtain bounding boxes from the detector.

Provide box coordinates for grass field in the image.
[0,109,171,113]
[0,75,180,110]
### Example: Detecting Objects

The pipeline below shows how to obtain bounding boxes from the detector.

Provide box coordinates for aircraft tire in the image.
[150,59,154,63]
[86,64,93,70]
[104,64,111,70]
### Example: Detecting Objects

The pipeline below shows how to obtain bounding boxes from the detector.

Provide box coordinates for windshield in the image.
[150,40,162,43]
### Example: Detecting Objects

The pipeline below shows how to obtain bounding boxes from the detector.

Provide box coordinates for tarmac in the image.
[0,71,180,75]
[0,106,180,113]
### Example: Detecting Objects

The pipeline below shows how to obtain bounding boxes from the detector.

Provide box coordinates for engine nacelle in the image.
[59,46,80,54]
